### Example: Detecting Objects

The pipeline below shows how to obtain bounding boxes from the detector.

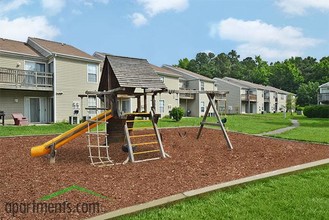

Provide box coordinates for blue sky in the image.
[0,0,328,65]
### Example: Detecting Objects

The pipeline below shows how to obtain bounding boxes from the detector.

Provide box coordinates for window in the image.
[25,61,46,72]
[159,100,165,113]
[159,76,164,82]
[281,94,284,100]
[25,61,46,85]
[201,81,205,91]
[201,101,205,113]
[87,64,97,83]
[88,97,97,116]
[121,99,131,113]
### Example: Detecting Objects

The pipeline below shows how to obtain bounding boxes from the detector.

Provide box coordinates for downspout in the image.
[53,54,57,122]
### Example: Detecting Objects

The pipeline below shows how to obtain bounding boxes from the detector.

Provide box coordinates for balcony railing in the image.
[241,94,257,102]
[179,93,195,99]
[0,67,53,91]
[319,93,329,103]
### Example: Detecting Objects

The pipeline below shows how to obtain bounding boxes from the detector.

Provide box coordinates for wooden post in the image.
[151,94,156,111]
[208,94,233,149]
[143,89,147,112]
[197,93,233,150]
[137,96,141,112]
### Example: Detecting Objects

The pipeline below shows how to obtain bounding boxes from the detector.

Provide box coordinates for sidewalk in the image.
[258,119,299,136]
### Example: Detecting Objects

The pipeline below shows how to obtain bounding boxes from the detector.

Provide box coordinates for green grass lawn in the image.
[0,113,291,136]
[0,122,75,136]
[272,116,329,144]
[118,164,329,220]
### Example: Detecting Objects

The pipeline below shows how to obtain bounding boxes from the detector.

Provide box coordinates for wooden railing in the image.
[241,94,257,101]
[179,93,195,99]
[0,67,53,91]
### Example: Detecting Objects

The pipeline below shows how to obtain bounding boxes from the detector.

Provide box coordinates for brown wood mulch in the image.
[1,127,329,219]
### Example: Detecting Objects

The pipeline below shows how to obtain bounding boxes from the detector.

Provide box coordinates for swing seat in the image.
[221,118,227,124]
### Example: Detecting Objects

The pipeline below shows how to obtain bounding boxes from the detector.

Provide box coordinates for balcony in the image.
[241,94,257,102]
[0,67,53,91]
[319,93,329,104]
[179,93,195,100]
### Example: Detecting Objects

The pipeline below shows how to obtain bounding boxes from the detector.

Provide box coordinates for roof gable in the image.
[0,38,41,57]
[320,82,329,88]
[150,64,180,78]
[162,65,214,82]
[29,37,96,60]
[98,55,167,92]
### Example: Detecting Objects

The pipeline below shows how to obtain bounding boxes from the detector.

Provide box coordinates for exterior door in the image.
[29,98,40,123]
[24,97,50,123]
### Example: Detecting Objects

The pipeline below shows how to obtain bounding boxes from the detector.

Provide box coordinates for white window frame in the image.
[87,64,98,83]
[200,81,205,91]
[87,97,97,116]
[159,100,165,113]
[201,101,205,113]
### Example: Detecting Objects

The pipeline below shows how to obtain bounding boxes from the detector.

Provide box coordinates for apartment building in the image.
[162,65,216,117]
[214,77,290,114]
[0,37,101,124]
[319,82,329,105]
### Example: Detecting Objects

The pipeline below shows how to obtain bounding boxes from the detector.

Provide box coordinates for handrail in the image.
[0,67,53,88]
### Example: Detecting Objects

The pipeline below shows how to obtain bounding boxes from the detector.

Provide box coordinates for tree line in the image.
[176,50,329,107]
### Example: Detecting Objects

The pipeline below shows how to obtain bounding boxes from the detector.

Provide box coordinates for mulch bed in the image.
[1,127,329,219]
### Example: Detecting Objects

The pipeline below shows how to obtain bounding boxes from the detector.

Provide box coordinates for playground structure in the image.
[30,54,232,165]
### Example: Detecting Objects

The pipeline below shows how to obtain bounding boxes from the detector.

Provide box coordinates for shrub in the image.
[169,107,185,121]
[303,105,329,118]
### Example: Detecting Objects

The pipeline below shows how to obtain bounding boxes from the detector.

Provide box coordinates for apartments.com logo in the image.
[3,185,109,217]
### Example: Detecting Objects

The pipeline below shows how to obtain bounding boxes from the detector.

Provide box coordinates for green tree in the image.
[213,53,232,78]
[269,60,304,93]
[241,57,256,82]
[177,58,190,69]
[296,82,320,106]
[313,56,329,84]
[286,93,296,115]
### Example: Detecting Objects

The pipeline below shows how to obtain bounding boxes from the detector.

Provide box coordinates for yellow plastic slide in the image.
[31,110,112,157]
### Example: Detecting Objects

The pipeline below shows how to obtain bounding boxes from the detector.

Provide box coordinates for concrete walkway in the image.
[258,119,299,136]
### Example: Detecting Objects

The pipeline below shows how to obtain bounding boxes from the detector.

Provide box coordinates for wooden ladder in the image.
[123,110,169,163]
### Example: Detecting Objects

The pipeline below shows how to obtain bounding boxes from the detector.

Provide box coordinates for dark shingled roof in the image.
[98,55,167,92]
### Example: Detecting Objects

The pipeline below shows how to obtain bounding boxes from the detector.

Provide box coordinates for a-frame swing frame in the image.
[196,93,233,150]
[168,89,233,150]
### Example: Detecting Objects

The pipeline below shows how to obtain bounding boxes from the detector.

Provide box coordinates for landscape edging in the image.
[86,158,329,220]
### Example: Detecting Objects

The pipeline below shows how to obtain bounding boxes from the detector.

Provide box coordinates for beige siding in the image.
[215,79,241,114]
[256,89,264,113]
[0,89,52,124]
[157,74,179,116]
[277,93,287,111]
[0,55,25,70]
[269,91,276,112]
[55,57,100,122]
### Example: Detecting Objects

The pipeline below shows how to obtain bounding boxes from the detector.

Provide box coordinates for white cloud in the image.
[41,0,66,15]
[81,0,110,7]
[137,0,189,17]
[0,16,60,41]
[0,0,30,14]
[131,13,148,27]
[210,18,322,60]
[276,0,329,15]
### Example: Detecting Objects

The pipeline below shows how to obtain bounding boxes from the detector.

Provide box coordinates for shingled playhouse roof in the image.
[98,55,167,93]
